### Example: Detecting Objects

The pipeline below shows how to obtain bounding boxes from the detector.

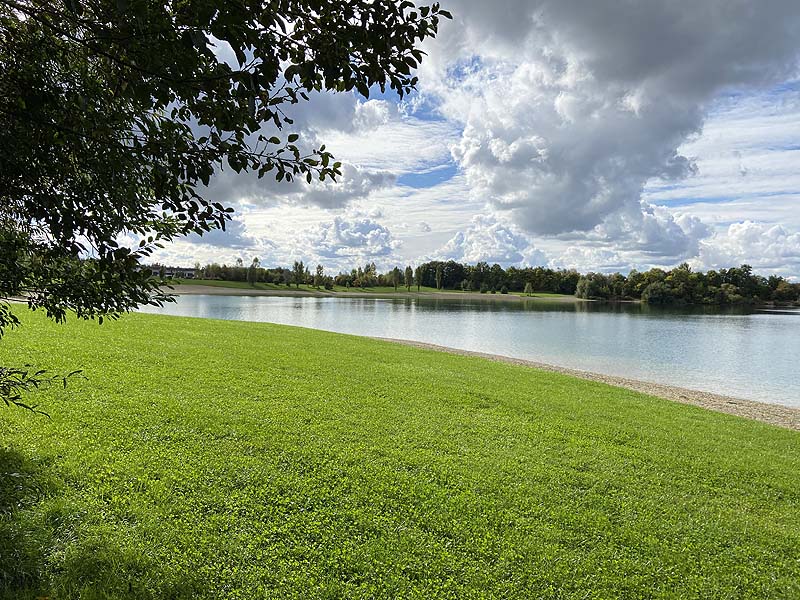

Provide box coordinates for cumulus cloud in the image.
[169,3,800,276]
[421,0,800,247]
[431,214,547,266]
[299,164,396,209]
[589,206,710,261]
[553,247,628,273]
[694,221,800,275]
[301,217,401,262]
[202,162,394,210]
[186,217,257,249]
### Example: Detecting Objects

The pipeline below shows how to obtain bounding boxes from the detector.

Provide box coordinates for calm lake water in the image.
[139,295,800,407]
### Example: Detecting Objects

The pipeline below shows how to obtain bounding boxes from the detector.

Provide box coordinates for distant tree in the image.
[773,280,798,302]
[246,258,259,287]
[524,282,533,296]
[641,281,674,305]
[390,267,402,292]
[314,264,324,289]
[404,266,413,291]
[414,265,425,292]
[292,261,305,289]
[435,264,443,290]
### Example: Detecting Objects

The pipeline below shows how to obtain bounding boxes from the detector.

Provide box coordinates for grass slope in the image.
[175,278,452,294]
[174,278,570,298]
[1,312,798,599]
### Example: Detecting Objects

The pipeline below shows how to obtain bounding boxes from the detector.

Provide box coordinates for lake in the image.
[139,294,800,408]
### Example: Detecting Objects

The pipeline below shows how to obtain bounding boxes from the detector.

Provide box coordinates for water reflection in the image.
[139,295,799,407]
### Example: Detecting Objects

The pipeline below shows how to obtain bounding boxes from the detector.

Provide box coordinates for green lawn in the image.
[173,278,290,291]
[174,278,570,298]
[1,312,798,599]
[173,278,454,294]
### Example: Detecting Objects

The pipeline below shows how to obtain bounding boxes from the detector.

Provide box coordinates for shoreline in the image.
[374,337,800,431]
[169,284,581,302]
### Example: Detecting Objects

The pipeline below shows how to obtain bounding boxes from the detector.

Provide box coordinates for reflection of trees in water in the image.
[412,296,760,318]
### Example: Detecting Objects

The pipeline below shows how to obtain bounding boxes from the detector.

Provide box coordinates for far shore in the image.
[375,337,800,431]
[168,283,583,303]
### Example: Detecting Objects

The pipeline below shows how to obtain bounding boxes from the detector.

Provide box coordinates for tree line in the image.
[574,263,799,305]
[163,259,799,305]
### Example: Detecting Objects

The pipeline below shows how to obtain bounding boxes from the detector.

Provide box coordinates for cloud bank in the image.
[420,0,800,257]
[153,2,800,277]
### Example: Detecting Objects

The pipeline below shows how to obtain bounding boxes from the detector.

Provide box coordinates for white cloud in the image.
[419,0,800,247]
[202,162,394,210]
[553,247,628,273]
[589,206,710,262]
[187,217,257,249]
[159,2,800,277]
[297,217,402,268]
[645,86,800,206]
[322,113,459,174]
[430,214,548,266]
[693,221,800,276]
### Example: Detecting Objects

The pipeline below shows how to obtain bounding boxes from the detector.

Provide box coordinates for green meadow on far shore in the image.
[172,277,572,299]
[1,312,798,599]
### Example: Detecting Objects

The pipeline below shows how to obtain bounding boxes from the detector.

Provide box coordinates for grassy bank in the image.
[1,312,798,599]
[173,278,571,299]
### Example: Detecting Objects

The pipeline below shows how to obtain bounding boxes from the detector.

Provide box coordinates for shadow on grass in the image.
[0,446,56,599]
[0,447,196,599]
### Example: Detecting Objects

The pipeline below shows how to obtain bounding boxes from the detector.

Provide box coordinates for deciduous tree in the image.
[0,0,450,409]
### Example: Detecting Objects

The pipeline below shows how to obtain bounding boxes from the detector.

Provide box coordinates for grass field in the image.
[1,312,798,599]
[173,278,570,298]
[174,278,457,294]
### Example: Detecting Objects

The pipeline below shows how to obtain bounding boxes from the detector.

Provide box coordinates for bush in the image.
[641,281,674,305]
[500,285,508,294]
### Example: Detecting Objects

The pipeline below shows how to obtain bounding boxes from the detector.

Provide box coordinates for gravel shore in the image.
[377,338,800,431]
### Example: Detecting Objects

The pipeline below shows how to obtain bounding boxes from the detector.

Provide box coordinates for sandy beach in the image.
[376,338,800,431]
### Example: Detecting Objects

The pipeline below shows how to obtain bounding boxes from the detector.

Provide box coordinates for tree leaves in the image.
[0,0,449,410]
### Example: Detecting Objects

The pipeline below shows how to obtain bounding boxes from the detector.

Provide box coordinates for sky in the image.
[153,0,800,278]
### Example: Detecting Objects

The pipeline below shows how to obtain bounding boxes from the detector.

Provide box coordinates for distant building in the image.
[146,265,197,279]
[165,268,196,279]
